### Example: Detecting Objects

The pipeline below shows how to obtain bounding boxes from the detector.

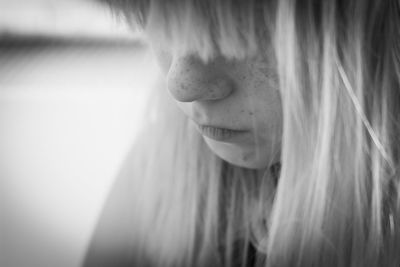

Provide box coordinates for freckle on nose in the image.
[178,84,186,94]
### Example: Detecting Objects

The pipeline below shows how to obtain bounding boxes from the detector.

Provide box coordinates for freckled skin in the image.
[153,46,282,170]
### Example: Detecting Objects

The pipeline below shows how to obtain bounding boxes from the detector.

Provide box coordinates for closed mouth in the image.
[197,125,248,142]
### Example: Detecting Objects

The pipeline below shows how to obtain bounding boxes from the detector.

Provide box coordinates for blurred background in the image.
[0,1,157,266]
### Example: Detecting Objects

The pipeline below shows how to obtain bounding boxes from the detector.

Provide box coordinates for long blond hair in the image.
[92,0,400,266]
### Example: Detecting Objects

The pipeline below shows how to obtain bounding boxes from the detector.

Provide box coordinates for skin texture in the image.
[153,46,282,169]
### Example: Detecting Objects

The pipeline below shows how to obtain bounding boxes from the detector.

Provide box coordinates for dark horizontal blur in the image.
[0,0,138,39]
[0,35,148,92]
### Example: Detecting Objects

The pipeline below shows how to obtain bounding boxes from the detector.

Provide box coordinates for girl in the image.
[84,0,400,266]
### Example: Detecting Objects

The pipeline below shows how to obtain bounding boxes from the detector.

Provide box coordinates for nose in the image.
[167,55,234,102]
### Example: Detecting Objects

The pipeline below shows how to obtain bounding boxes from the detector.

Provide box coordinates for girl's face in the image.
[153,45,282,170]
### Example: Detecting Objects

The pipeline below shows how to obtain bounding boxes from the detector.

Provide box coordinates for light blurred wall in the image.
[0,44,158,267]
[0,1,158,267]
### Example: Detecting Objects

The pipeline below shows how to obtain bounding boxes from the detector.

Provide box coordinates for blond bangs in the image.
[102,0,275,61]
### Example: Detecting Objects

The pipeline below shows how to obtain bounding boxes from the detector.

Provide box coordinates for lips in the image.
[196,124,248,142]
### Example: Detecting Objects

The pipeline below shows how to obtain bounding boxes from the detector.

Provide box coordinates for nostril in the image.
[208,79,233,100]
[168,77,234,102]
[167,79,199,102]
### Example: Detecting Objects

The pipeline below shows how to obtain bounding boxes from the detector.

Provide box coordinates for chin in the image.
[204,138,271,170]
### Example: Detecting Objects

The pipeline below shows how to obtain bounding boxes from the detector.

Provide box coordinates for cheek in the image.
[253,91,282,140]
[237,65,282,136]
[235,69,282,166]
[252,90,282,162]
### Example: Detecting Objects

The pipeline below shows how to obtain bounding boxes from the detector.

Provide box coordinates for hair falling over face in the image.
[86,0,400,266]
